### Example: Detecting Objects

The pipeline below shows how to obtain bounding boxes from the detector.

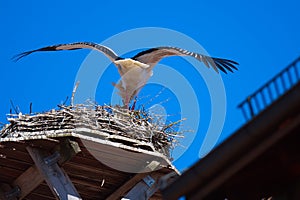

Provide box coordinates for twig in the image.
[62,96,69,106]
[29,102,32,114]
[0,104,187,159]
[10,99,19,114]
[71,81,80,106]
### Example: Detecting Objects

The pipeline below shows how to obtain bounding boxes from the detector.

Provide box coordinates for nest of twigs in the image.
[0,104,184,158]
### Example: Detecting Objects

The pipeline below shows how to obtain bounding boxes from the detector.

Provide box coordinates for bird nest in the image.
[0,104,184,159]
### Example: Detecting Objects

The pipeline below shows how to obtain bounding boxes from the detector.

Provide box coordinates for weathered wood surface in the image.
[0,136,178,199]
[13,165,43,199]
[10,139,81,199]
[26,146,82,200]
[0,104,180,199]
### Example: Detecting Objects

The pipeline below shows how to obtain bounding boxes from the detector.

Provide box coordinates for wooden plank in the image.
[68,174,122,199]
[0,157,31,171]
[71,182,102,194]
[29,139,60,151]
[0,183,18,200]
[13,165,43,199]
[126,174,162,200]
[0,146,33,163]
[81,139,167,173]
[0,184,21,200]
[0,190,5,200]
[24,183,56,200]
[24,192,56,200]
[31,183,56,198]
[11,139,81,199]
[104,167,177,199]
[106,173,146,200]
[63,162,129,180]
[26,146,82,200]
[122,173,168,200]
[123,181,150,200]
[68,155,129,176]
[0,166,24,182]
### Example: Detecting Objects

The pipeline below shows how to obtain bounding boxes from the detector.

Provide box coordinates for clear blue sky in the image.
[1,0,300,171]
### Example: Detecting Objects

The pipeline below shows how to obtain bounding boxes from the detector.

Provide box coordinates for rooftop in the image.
[162,56,300,200]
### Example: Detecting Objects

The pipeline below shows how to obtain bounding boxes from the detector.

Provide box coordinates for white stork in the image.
[13,42,238,109]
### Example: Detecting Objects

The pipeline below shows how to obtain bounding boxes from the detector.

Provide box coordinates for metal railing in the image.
[238,56,300,121]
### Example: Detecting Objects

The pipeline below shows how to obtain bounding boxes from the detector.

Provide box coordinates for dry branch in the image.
[0,104,185,158]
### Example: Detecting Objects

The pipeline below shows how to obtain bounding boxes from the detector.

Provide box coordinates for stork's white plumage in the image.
[13,42,238,108]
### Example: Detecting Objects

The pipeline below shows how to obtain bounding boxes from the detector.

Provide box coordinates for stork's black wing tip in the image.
[213,58,239,74]
[11,52,30,62]
[227,59,239,65]
[11,46,60,62]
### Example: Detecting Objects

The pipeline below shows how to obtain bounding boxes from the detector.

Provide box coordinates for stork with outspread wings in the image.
[13,42,238,108]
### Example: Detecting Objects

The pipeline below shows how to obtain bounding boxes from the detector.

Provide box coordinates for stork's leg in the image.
[131,97,137,111]
[124,95,130,109]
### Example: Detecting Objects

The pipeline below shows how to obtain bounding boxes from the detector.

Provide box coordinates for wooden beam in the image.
[123,180,150,200]
[110,155,163,198]
[0,188,5,200]
[107,172,165,200]
[12,139,81,199]
[0,183,19,200]
[55,138,81,165]
[106,173,146,200]
[26,146,82,200]
[123,175,156,200]
[13,165,43,199]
